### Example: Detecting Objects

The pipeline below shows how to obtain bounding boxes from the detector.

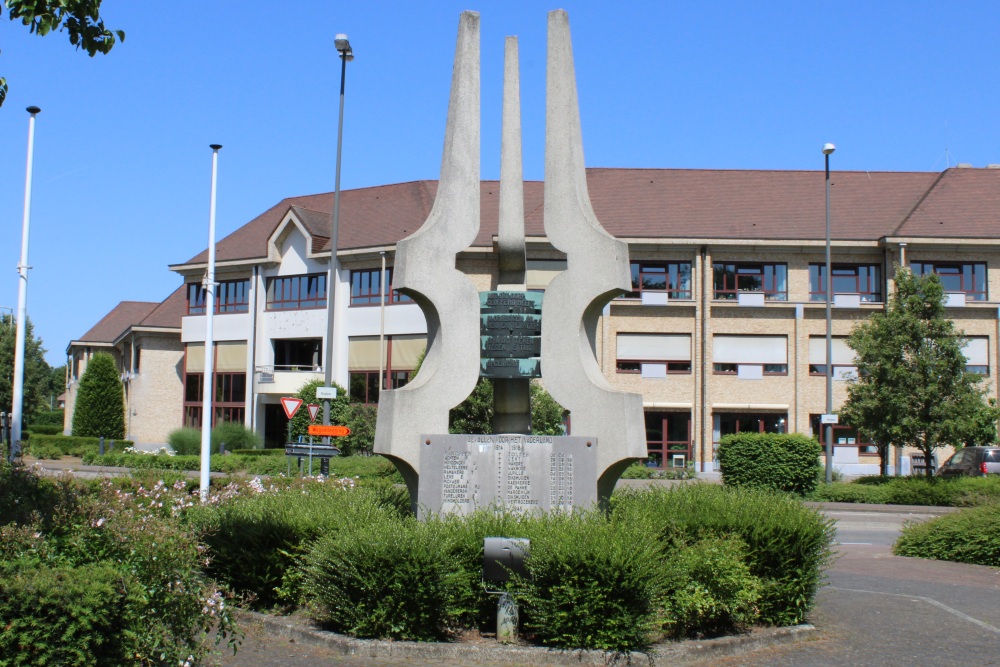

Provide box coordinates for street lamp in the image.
[323,34,354,436]
[200,144,222,501]
[823,142,836,484]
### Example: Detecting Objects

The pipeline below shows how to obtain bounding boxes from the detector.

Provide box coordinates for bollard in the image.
[219,440,226,455]
[497,592,519,644]
[109,440,115,453]
[99,437,105,456]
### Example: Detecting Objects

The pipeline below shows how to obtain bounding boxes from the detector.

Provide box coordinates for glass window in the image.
[629,261,692,299]
[809,264,882,302]
[187,279,250,314]
[713,263,787,301]
[644,412,691,469]
[911,262,987,301]
[265,274,327,310]
[350,267,412,306]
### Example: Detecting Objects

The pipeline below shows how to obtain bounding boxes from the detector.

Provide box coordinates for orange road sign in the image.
[308,424,351,437]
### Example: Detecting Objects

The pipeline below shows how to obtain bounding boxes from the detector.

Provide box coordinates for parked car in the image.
[936,446,1000,477]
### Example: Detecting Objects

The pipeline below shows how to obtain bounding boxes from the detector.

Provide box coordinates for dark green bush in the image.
[302,517,463,640]
[516,512,667,651]
[188,482,410,608]
[168,427,202,455]
[717,433,822,495]
[0,461,68,528]
[31,410,64,426]
[26,435,129,458]
[0,561,143,667]
[662,537,761,639]
[807,482,887,504]
[213,421,262,450]
[852,475,896,486]
[24,440,62,459]
[26,424,62,436]
[894,505,1000,566]
[612,484,835,625]
[71,353,125,439]
[809,476,1000,507]
[232,448,285,457]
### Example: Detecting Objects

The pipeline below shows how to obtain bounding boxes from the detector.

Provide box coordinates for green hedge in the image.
[717,433,822,496]
[894,505,1000,566]
[0,561,143,667]
[809,476,1000,507]
[25,424,62,436]
[31,410,64,427]
[26,435,133,459]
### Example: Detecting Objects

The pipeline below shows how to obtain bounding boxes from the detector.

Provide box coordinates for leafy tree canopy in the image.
[71,351,124,439]
[0,314,52,422]
[840,268,999,475]
[2,0,124,106]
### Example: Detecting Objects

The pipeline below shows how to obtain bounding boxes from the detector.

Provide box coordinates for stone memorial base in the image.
[417,434,597,517]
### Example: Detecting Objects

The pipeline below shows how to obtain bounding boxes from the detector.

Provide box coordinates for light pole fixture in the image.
[11,106,41,458]
[200,144,222,500]
[823,142,836,484]
[323,34,353,437]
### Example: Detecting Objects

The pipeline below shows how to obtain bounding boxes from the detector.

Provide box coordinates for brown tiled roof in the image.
[176,167,1000,268]
[136,285,186,329]
[892,167,1000,238]
[75,301,160,344]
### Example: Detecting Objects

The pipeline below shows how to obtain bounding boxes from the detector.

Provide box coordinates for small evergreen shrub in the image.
[168,427,202,455]
[32,410,64,426]
[70,353,125,439]
[302,517,463,640]
[894,505,1000,566]
[717,433,822,495]
[662,537,762,639]
[212,421,262,451]
[25,424,62,436]
[0,561,143,667]
[24,440,62,459]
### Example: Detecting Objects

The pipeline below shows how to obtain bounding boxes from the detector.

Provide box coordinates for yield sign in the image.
[307,403,320,422]
[280,397,303,420]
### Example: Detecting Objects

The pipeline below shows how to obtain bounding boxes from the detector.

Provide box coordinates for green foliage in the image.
[530,380,567,435]
[894,505,1000,566]
[24,439,62,459]
[717,433,822,495]
[515,513,667,651]
[612,484,835,626]
[31,409,65,426]
[23,434,127,458]
[168,427,202,455]
[0,561,144,667]
[289,379,351,441]
[26,424,61,435]
[620,461,697,480]
[71,353,124,439]
[662,537,762,639]
[189,479,410,609]
[302,518,464,640]
[342,403,378,455]
[809,475,1000,507]
[0,460,67,527]
[449,377,494,434]
[0,315,51,424]
[213,421,262,450]
[840,268,1000,475]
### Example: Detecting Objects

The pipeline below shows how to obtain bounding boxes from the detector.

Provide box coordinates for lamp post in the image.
[200,144,222,500]
[823,142,836,484]
[12,106,41,456]
[323,34,353,436]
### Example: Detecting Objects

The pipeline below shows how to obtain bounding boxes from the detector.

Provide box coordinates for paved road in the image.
[213,503,1000,667]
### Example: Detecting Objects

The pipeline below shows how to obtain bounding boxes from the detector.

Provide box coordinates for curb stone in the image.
[237,610,816,666]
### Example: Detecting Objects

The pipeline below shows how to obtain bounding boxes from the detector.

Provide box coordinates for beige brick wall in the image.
[124,334,184,446]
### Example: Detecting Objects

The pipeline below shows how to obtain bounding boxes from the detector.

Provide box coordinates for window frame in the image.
[349,267,412,306]
[187,278,251,315]
[810,415,878,457]
[910,261,987,301]
[808,264,883,303]
[644,411,692,470]
[712,262,788,301]
[628,261,693,300]
[265,273,327,311]
[616,360,692,374]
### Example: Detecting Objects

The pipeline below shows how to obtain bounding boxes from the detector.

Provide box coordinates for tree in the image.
[0,314,51,422]
[71,352,124,439]
[1,0,124,107]
[840,268,999,476]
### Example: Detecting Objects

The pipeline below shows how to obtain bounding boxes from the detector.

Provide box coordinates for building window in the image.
[644,412,691,469]
[808,336,857,379]
[265,273,326,310]
[273,339,322,371]
[810,415,878,456]
[713,263,787,301]
[183,372,247,428]
[350,267,412,306]
[630,261,692,300]
[712,335,787,376]
[714,413,788,453]
[809,264,882,302]
[963,337,990,375]
[187,279,251,314]
[911,262,987,301]
[347,334,425,403]
[616,333,692,376]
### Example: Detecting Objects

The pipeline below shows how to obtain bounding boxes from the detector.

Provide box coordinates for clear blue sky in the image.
[1,1,999,366]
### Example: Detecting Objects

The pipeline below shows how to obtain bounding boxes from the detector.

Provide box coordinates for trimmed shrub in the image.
[894,505,1000,566]
[612,484,835,626]
[24,440,62,459]
[302,517,463,640]
[662,537,761,639]
[516,512,667,651]
[71,353,125,439]
[25,424,62,436]
[231,448,285,457]
[0,561,143,667]
[31,410,65,426]
[22,435,126,458]
[809,476,1000,507]
[168,427,202,455]
[717,433,822,495]
[213,421,262,451]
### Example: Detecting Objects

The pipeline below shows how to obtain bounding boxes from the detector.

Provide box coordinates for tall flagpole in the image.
[200,144,222,500]
[11,106,41,456]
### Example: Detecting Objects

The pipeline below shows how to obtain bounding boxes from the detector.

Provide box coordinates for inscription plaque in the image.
[480,357,541,378]
[418,434,597,516]
[479,313,543,336]
[479,291,543,314]
[480,335,542,358]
